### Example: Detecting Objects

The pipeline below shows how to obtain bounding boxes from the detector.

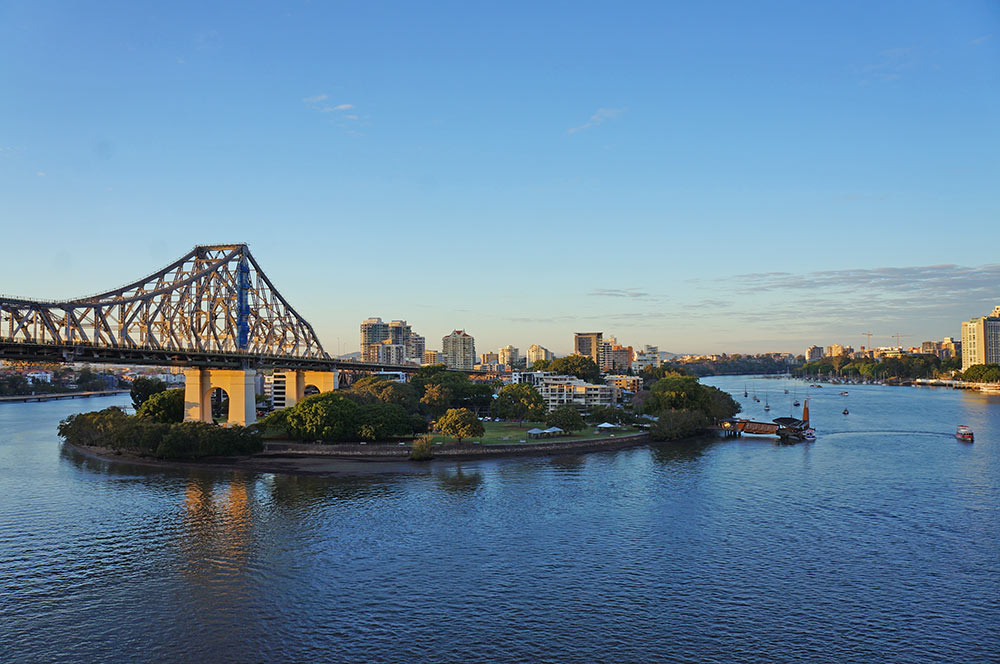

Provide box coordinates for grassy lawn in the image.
[426,420,636,446]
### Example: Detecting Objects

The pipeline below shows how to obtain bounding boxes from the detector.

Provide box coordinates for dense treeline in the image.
[0,367,115,396]
[794,354,961,380]
[59,407,261,459]
[963,363,1000,383]
[258,367,499,443]
[646,355,796,379]
[639,375,741,442]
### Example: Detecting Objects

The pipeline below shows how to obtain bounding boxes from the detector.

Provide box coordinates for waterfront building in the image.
[961,306,1000,371]
[535,374,615,411]
[526,344,554,365]
[805,345,824,362]
[604,374,642,401]
[825,344,852,357]
[498,345,520,367]
[574,332,603,367]
[631,345,660,372]
[442,330,476,370]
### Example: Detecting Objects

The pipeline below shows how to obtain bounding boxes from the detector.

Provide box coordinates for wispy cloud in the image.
[588,288,651,299]
[971,34,993,46]
[568,107,625,134]
[303,94,365,133]
[860,47,915,84]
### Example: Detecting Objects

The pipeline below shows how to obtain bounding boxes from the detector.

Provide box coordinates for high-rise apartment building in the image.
[423,350,443,365]
[805,345,824,362]
[526,344,554,365]
[361,317,390,362]
[480,352,499,364]
[960,305,1000,371]
[442,330,476,370]
[498,345,520,367]
[574,332,603,367]
[407,334,426,363]
[601,343,633,373]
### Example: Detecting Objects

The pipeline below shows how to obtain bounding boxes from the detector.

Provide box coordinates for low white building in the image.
[26,370,52,383]
[534,374,614,411]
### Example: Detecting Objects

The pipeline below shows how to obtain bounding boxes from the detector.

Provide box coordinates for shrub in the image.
[409,435,434,461]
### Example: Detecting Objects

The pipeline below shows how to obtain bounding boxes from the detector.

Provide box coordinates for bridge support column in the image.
[184,368,212,423]
[303,370,338,393]
[183,368,257,426]
[281,371,306,409]
[216,369,256,427]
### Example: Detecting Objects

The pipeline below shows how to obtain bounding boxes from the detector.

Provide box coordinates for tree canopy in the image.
[963,363,1000,383]
[548,355,601,383]
[131,377,167,409]
[136,388,184,423]
[545,405,586,432]
[492,383,545,423]
[436,408,484,443]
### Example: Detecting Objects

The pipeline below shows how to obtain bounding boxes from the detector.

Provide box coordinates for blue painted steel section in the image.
[237,258,251,349]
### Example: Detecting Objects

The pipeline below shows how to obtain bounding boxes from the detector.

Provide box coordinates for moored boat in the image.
[955,425,974,442]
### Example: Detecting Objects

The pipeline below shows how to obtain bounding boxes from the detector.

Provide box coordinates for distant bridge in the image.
[0,244,443,425]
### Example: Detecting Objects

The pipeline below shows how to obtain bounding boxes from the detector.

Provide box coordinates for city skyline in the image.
[1,2,997,354]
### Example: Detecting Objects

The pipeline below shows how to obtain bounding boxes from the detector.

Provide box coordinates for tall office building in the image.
[960,305,1000,371]
[574,332,603,367]
[406,333,426,363]
[442,330,476,370]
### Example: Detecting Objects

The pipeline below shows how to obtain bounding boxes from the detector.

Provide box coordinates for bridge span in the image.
[0,244,453,426]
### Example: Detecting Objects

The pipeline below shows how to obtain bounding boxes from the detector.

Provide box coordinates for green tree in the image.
[545,405,586,432]
[131,377,167,409]
[491,383,545,423]
[458,382,496,415]
[436,408,484,444]
[284,392,362,442]
[136,388,185,423]
[548,355,601,383]
[350,375,419,413]
[420,383,453,417]
[530,359,551,371]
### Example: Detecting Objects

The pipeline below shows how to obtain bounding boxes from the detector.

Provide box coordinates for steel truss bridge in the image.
[0,244,431,424]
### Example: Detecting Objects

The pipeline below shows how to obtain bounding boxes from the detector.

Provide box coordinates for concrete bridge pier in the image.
[183,368,257,426]
[281,370,339,409]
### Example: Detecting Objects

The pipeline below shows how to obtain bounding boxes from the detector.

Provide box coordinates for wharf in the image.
[0,389,129,403]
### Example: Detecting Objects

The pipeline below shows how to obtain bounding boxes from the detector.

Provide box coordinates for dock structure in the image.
[718,400,811,441]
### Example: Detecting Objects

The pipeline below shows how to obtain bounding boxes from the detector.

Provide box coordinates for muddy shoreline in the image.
[65,432,652,476]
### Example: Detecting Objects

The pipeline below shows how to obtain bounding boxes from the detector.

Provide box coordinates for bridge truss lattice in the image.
[0,244,327,360]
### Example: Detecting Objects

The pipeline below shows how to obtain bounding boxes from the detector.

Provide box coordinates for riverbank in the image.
[65,431,652,476]
[0,389,130,403]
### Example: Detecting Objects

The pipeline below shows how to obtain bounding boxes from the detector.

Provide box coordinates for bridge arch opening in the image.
[211,387,230,421]
[304,384,320,397]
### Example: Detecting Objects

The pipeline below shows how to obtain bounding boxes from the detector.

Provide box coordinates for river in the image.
[1,377,997,663]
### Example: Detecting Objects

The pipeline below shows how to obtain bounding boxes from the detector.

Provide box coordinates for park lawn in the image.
[427,420,632,446]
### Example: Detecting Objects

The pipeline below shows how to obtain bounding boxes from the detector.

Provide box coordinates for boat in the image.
[842,408,849,415]
[783,389,789,394]
[839,391,849,396]
[793,400,800,407]
[744,384,748,398]
[803,429,817,442]
[763,392,770,411]
[955,425,974,442]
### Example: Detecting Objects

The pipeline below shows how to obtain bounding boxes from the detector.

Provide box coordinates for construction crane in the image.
[861,331,874,349]
[891,332,910,348]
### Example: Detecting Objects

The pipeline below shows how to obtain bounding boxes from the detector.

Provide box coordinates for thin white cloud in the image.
[971,34,993,46]
[303,93,329,104]
[568,107,625,134]
[36,171,45,177]
[332,103,354,111]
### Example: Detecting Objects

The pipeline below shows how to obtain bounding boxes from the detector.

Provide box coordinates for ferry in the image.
[955,425,974,442]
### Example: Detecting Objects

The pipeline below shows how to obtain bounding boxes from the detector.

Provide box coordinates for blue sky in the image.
[1,1,997,356]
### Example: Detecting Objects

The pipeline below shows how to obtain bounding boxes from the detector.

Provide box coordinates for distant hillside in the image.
[335,351,362,360]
